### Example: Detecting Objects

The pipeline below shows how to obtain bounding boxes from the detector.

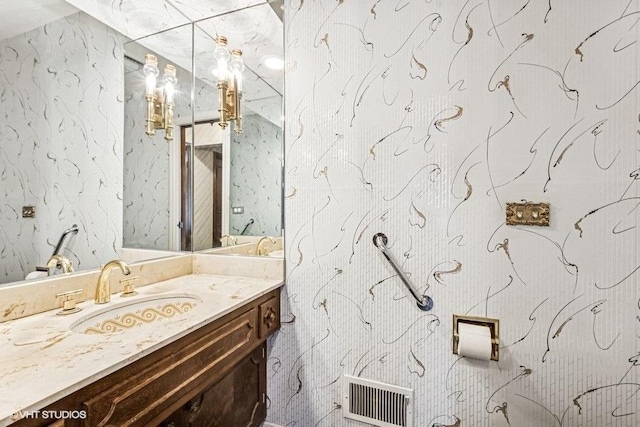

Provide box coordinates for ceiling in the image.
[65,0,283,121]
[63,0,264,40]
[0,0,78,41]
[62,0,282,91]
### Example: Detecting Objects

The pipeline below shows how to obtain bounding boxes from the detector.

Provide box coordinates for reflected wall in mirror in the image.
[122,1,284,254]
[122,26,203,252]
[228,114,282,238]
[0,8,126,284]
[191,2,284,251]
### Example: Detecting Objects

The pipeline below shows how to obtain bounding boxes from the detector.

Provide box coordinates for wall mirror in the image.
[123,1,284,255]
[0,0,283,287]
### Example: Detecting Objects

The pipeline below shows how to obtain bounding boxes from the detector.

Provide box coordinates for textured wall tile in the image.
[270,1,640,426]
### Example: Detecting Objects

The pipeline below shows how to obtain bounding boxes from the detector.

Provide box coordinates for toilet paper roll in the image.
[25,271,48,280]
[458,322,492,360]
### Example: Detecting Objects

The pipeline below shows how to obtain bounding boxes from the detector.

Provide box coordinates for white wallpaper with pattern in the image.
[0,12,125,284]
[230,113,282,236]
[269,1,640,426]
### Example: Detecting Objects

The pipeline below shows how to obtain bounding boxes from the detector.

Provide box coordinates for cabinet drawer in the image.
[258,296,280,339]
[82,308,257,427]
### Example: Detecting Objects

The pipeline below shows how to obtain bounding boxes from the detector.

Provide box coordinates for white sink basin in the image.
[71,294,201,334]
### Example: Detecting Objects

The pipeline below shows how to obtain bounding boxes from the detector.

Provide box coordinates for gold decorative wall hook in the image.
[506,201,550,226]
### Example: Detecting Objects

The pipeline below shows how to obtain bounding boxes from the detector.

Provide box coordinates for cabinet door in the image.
[160,343,267,427]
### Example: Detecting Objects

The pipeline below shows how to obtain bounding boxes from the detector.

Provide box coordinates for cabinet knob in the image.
[188,396,203,413]
[264,307,277,326]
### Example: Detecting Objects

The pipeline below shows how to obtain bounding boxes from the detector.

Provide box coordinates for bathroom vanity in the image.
[12,289,279,427]
[0,255,284,427]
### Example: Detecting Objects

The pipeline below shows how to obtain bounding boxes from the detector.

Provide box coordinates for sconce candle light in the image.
[143,53,177,142]
[213,36,244,134]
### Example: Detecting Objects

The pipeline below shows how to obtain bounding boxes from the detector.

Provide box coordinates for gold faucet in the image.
[46,255,74,274]
[95,260,131,304]
[219,234,238,246]
[254,236,276,256]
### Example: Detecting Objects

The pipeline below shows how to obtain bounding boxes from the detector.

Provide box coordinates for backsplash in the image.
[0,254,193,323]
[230,113,283,236]
[270,1,639,426]
[0,12,125,283]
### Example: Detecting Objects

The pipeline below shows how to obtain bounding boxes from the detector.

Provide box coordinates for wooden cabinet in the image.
[160,344,266,427]
[13,288,280,427]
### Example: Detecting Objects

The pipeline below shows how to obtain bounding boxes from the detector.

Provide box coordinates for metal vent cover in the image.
[342,375,413,427]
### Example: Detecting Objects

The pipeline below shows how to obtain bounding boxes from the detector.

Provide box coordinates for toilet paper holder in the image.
[452,314,500,361]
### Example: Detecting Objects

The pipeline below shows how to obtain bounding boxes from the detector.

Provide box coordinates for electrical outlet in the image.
[232,206,244,214]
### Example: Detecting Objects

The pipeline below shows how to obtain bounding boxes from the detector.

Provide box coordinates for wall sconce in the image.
[143,53,177,142]
[213,36,244,134]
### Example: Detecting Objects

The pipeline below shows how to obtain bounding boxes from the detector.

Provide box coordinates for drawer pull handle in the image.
[189,400,201,413]
[264,307,277,327]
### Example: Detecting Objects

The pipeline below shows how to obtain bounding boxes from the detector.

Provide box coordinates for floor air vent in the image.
[342,375,413,427]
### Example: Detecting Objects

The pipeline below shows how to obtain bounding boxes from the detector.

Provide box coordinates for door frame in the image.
[171,112,231,251]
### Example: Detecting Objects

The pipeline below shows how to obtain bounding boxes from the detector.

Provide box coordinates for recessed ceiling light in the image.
[262,55,284,70]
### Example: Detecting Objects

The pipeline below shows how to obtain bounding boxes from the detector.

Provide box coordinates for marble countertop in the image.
[0,273,283,426]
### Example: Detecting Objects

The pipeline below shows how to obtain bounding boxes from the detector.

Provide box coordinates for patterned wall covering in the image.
[269,1,639,426]
[230,113,282,236]
[0,12,125,283]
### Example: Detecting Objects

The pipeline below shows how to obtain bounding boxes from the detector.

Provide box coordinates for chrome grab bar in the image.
[373,233,434,311]
[240,218,255,235]
[51,224,79,258]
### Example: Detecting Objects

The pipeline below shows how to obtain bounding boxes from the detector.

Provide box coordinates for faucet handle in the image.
[220,235,238,246]
[55,289,83,315]
[120,276,139,297]
[47,255,74,274]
